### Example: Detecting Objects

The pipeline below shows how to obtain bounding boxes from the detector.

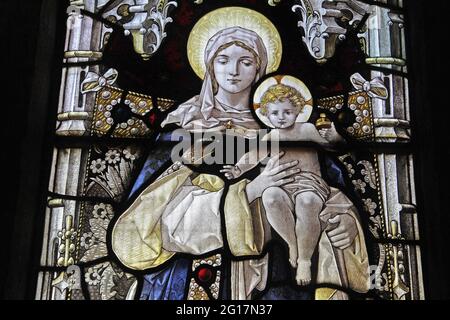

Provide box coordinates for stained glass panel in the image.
[35,0,424,300]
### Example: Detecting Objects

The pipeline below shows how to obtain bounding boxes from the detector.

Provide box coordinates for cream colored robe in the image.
[112,164,370,300]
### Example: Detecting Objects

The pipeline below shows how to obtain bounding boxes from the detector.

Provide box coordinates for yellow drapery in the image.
[112,167,265,270]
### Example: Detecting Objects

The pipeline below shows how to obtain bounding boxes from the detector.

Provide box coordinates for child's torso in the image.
[277,147,322,176]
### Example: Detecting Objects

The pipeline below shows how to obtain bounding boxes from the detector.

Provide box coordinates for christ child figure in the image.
[221,80,344,286]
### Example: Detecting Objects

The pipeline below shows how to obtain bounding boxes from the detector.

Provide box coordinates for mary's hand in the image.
[245,151,300,203]
[326,214,358,250]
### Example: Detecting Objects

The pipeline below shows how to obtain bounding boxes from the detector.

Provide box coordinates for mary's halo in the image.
[187,7,283,79]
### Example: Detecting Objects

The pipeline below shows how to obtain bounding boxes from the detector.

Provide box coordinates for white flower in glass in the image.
[90,159,106,174]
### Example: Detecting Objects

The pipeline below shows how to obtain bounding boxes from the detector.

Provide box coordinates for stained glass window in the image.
[34,0,425,301]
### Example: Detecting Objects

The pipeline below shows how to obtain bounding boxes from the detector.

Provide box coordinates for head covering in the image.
[161,27,268,132]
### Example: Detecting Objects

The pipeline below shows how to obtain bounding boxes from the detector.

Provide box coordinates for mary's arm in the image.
[113,163,230,270]
[112,162,264,270]
[112,151,301,269]
[317,189,370,293]
[112,165,193,270]
[162,152,302,258]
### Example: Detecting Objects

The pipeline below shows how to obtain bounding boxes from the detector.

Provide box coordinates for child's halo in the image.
[253,75,313,128]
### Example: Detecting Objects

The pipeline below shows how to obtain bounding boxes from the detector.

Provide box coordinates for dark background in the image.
[1,0,449,300]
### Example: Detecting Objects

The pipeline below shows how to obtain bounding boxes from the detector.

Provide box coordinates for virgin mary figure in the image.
[112,21,369,300]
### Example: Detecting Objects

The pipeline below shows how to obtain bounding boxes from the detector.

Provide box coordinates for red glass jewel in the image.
[197,267,213,282]
[149,113,156,125]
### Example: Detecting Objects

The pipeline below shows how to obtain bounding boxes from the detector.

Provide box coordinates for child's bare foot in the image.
[288,246,298,268]
[296,260,312,286]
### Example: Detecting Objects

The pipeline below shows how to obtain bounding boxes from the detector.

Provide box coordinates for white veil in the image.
[161,27,268,131]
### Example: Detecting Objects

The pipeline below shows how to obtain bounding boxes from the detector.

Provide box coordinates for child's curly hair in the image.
[260,84,306,115]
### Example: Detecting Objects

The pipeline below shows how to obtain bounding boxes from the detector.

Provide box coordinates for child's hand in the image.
[220,165,242,180]
[319,123,343,143]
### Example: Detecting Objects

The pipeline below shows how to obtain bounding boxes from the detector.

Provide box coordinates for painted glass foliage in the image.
[36,0,423,300]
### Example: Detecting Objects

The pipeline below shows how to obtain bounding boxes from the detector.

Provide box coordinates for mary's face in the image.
[213,44,258,94]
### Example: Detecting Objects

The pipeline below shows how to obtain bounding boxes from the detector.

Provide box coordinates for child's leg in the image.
[295,191,324,286]
[261,187,298,267]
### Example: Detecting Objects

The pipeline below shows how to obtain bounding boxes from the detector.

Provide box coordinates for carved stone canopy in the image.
[292,0,370,63]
